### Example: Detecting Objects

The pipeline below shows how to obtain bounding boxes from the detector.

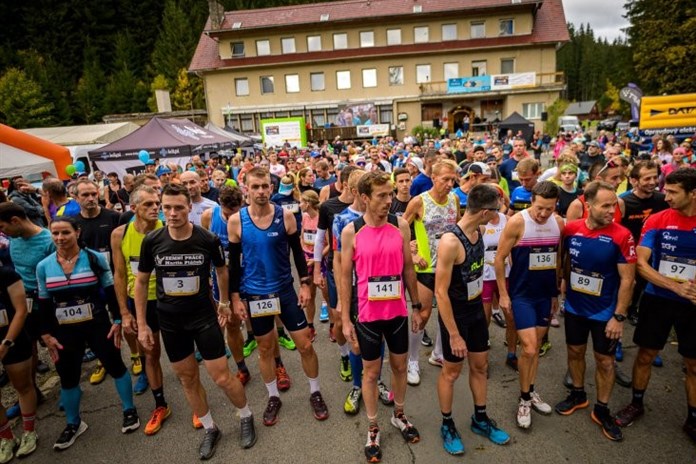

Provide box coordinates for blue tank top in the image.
[240,205,292,294]
[210,205,229,248]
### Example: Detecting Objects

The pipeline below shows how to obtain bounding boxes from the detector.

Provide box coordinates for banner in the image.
[490,72,536,90]
[447,76,491,94]
[335,103,377,127]
[260,117,307,148]
[639,126,696,137]
[620,83,643,121]
[356,124,390,137]
[639,93,696,130]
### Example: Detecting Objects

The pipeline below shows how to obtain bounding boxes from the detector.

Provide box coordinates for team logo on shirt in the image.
[662,232,679,242]
[155,254,205,266]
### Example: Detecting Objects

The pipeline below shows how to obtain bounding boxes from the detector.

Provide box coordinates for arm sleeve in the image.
[288,231,308,279]
[228,241,242,293]
[313,228,326,262]
[210,235,226,268]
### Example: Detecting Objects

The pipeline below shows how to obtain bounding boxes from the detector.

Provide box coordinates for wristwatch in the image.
[613,313,627,322]
[1,339,14,348]
[300,278,311,286]
[411,302,423,311]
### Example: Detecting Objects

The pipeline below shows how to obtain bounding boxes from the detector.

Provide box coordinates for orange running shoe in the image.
[144,406,171,436]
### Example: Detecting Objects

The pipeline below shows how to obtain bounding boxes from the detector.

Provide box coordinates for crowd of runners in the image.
[0,128,694,462]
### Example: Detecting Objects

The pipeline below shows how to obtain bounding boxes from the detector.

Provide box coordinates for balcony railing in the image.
[419,71,565,96]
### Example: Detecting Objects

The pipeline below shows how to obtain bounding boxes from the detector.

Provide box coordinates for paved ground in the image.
[3,309,694,464]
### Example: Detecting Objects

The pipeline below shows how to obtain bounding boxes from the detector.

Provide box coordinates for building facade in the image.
[190,0,569,141]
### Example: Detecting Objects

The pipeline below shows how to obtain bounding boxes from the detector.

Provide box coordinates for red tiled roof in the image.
[190,0,569,72]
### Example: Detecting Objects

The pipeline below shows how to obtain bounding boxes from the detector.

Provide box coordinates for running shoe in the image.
[470,415,510,445]
[134,371,149,395]
[278,334,296,351]
[89,363,106,385]
[276,366,291,391]
[82,350,96,363]
[440,423,465,455]
[653,355,663,367]
[492,312,506,328]
[530,391,552,415]
[225,346,232,359]
[309,327,316,343]
[428,353,444,367]
[193,414,203,429]
[15,430,37,458]
[407,361,420,386]
[377,381,394,406]
[364,425,382,463]
[615,341,624,362]
[421,330,433,347]
[538,340,552,357]
[144,406,170,436]
[505,354,518,372]
[0,437,16,463]
[591,410,623,441]
[310,391,329,421]
[319,302,329,322]
[344,386,362,415]
[517,398,532,429]
[628,313,639,326]
[121,408,140,434]
[236,369,251,386]
[390,411,420,443]
[195,350,203,363]
[263,396,282,426]
[554,393,589,415]
[242,339,257,358]
[130,354,142,376]
[5,402,19,420]
[240,415,257,449]
[199,427,221,460]
[683,421,696,443]
[550,314,560,328]
[614,403,644,427]
[53,421,88,450]
[339,356,352,382]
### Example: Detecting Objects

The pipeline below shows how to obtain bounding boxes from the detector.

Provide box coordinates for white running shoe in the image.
[517,398,532,429]
[530,391,552,415]
[407,361,421,386]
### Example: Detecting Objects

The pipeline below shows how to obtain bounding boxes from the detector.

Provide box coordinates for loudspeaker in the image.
[541,112,548,122]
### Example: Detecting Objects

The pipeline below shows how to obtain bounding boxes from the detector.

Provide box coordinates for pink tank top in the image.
[301,212,319,254]
[353,215,407,323]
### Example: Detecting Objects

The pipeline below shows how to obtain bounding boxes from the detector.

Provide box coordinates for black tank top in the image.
[445,224,485,320]
[621,191,668,241]
[557,188,581,218]
[328,183,340,199]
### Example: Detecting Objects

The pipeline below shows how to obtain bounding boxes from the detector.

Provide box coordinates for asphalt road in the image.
[3,309,692,464]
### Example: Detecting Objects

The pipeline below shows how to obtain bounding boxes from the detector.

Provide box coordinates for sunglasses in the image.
[597,159,620,176]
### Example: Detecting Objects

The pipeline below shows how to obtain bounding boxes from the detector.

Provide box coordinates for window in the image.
[235,78,249,96]
[472,60,487,76]
[333,33,348,49]
[310,72,325,91]
[240,115,254,132]
[414,26,429,43]
[499,19,514,36]
[379,105,393,124]
[285,74,300,93]
[311,110,326,127]
[307,35,322,52]
[523,103,545,120]
[360,31,374,48]
[327,108,339,125]
[256,40,270,56]
[388,66,403,85]
[442,24,457,41]
[336,70,351,90]
[501,58,515,74]
[470,21,485,39]
[362,69,377,88]
[231,42,245,57]
[260,76,274,94]
[387,29,401,45]
[416,64,430,83]
[290,110,304,117]
[443,62,459,80]
[281,37,296,54]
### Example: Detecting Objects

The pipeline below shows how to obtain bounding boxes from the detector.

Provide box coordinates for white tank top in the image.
[482,212,510,281]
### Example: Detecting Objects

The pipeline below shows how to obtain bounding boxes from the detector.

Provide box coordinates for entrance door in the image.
[448,106,474,134]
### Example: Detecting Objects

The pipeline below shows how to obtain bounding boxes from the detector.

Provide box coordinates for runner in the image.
[555,181,636,442]
[453,162,491,214]
[389,168,412,217]
[300,190,320,341]
[339,171,421,462]
[494,181,564,429]
[228,167,329,427]
[436,184,511,455]
[37,217,140,450]
[135,183,256,459]
[509,158,540,213]
[614,168,696,443]
[179,171,217,226]
[403,159,460,385]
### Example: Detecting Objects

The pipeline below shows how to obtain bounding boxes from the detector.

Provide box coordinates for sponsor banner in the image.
[639,126,696,137]
[260,117,307,148]
[639,93,696,130]
[490,72,536,90]
[356,124,390,137]
[335,103,377,127]
[447,76,491,94]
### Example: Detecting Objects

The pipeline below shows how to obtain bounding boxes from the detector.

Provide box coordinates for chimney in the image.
[207,0,224,30]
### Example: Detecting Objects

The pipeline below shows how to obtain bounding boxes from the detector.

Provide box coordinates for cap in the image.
[588,141,601,148]
[278,181,294,196]
[156,166,171,176]
[462,162,492,179]
[485,155,497,164]
[310,151,321,158]
[355,156,366,166]
[407,156,425,174]
[673,147,688,155]
[146,160,156,166]
[473,145,486,153]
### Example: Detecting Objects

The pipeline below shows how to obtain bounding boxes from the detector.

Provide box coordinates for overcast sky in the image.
[562,0,629,42]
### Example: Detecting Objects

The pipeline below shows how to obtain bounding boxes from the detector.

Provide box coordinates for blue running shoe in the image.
[471,416,510,445]
[319,302,329,323]
[653,355,663,367]
[615,341,624,362]
[83,350,97,363]
[441,423,464,455]
[6,402,20,419]
[225,346,232,359]
[194,350,203,363]
[134,371,149,395]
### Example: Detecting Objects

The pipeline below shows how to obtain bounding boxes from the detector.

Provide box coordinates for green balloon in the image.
[66,165,77,176]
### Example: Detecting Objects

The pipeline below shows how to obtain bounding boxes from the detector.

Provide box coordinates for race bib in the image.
[529,248,557,270]
[0,309,8,328]
[570,269,603,297]
[303,230,317,245]
[484,249,497,265]
[56,302,93,325]
[162,273,200,296]
[129,258,139,276]
[282,203,300,214]
[367,276,402,301]
[658,255,696,282]
[248,294,281,318]
[511,171,520,182]
[467,277,483,300]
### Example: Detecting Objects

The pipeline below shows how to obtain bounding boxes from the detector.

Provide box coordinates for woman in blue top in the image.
[37,217,140,451]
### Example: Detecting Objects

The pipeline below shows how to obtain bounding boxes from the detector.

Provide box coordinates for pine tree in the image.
[104,32,141,114]
[171,68,205,111]
[0,68,54,128]
[151,0,200,81]
[74,44,107,123]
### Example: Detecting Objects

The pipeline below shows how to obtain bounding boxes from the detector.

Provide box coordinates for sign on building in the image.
[490,72,536,90]
[356,124,390,137]
[639,93,696,130]
[260,117,307,148]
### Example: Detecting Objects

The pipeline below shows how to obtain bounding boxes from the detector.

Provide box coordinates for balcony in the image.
[419,71,564,97]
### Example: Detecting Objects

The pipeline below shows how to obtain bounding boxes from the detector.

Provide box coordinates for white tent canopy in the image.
[0,143,58,180]
[21,122,140,146]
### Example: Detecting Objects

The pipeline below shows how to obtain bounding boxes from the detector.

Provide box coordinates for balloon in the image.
[138,150,150,164]
[74,160,85,172]
[65,165,77,176]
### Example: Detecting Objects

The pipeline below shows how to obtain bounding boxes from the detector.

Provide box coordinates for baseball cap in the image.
[485,155,497,164]
[407,156,425,174]
[156,166,171,176]
[588,141,601,148]
[462,162,492,179]
[310,151,322,158]
[473,145,486,153]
